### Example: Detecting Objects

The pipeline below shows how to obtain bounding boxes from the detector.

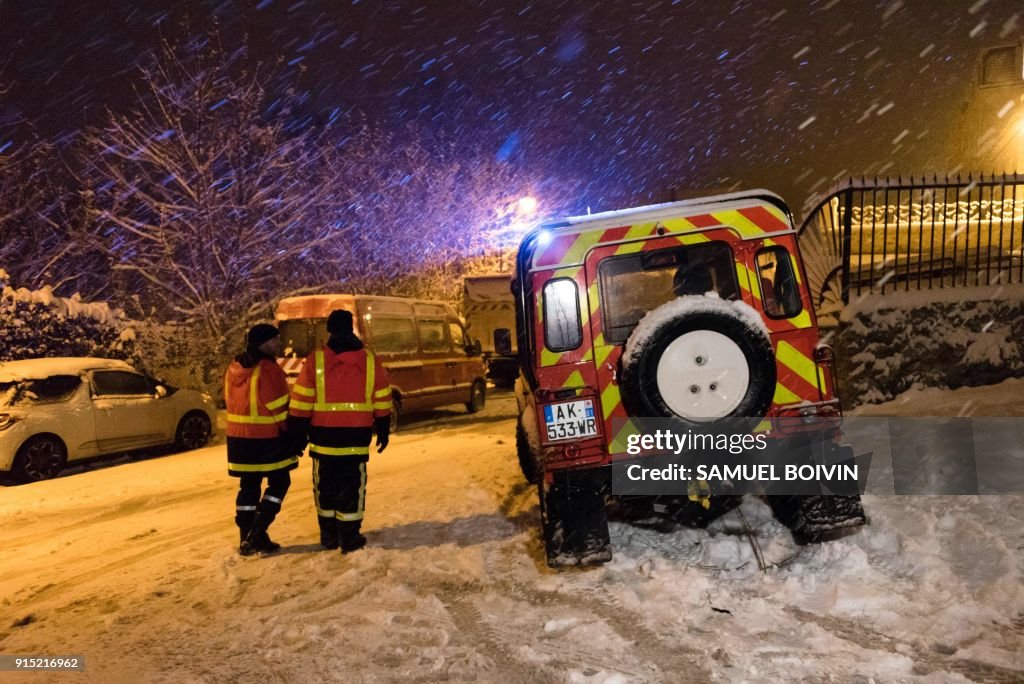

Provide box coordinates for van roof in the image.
[528,190,794,270]
[276,293,456,321]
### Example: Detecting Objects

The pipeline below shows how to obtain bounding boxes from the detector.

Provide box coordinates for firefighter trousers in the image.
[235,470,291,539]
[312,456,368,542]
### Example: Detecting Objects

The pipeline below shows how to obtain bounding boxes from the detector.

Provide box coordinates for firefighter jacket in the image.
[289,344,392,458]
[224,356,298,476]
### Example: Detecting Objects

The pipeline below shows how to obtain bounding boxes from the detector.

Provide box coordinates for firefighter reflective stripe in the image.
[309,444,370,457]
[227,366,287,424]
[292,384,315,397]
[265,393,290,411]
[337,463,366,521]
[229,456,299,472]
[236,505,257,511]
[264,494,282,504]
[313,460,335,517]
[374,388,391,399]
[313,350,376,411]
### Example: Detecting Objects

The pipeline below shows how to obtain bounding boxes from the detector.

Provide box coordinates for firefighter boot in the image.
[235,509,256,555]
[319,516,339,550]
[336,520,366,554]
[245,511,282,555]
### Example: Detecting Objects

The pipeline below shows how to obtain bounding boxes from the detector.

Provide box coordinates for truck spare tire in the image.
[620,296,776,429]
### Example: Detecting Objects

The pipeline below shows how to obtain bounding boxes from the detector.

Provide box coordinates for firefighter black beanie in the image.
[327,309,354,335]
[246,323,279,350]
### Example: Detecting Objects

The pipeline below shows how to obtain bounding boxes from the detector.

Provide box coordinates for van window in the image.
[279,318,328,357]
[542,278,582,351]
[599,241,739,344]
[755,247,803,318]
[369,316,417,355]
[449,322,466,349]
[418,319,450,353]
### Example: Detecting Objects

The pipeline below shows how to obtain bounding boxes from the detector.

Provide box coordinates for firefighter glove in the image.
[374,416,390,453]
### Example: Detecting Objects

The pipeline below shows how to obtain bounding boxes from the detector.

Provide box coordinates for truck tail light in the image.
[814,344,835,364]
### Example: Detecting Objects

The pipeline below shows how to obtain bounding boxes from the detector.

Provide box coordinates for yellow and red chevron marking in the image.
[530,202,793,269]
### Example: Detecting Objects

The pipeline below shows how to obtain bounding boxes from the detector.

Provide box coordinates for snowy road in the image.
[2,384,1024,683]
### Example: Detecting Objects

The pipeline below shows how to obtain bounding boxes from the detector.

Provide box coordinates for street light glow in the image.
[518,196,538,216]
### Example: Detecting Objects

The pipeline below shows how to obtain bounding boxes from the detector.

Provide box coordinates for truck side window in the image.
[543,278,582,352]
[755,247,803,318]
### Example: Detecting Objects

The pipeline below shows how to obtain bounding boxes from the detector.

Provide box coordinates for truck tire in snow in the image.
[621,296,776,429]
[516,420,539,484]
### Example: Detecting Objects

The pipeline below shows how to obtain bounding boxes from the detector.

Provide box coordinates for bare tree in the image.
[77,36,353,352]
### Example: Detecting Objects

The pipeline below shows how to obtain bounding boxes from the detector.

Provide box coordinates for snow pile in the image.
[0,390,1022,681]
[834,290,1024,407]
[623,294,769,369]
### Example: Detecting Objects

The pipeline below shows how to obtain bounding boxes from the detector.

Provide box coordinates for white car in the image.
[0,357,216,482]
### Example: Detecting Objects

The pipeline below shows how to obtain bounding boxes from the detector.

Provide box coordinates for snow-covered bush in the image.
[833,289,1024,407]
[0,278,136,362]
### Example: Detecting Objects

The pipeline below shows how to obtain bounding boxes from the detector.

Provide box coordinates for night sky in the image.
[1,0,1021,215]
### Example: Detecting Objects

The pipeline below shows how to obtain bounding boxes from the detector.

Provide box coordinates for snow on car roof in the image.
[0,357,134,383]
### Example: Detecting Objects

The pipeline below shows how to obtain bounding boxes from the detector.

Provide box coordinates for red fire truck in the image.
[497,190,866,567]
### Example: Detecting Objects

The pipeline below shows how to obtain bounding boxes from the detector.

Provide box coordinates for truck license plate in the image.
[544,399,598,442]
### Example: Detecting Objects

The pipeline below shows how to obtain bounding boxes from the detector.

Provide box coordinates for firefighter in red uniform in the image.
[288,309,391,553]
[225,324,299,556]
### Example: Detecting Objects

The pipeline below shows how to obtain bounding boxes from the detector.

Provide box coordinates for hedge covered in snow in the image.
[833,287,1024,407]
[0,272,136,363]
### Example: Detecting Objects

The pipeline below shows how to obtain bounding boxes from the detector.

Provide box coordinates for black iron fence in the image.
[798,174,1024,318]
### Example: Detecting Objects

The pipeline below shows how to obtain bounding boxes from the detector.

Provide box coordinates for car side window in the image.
[418,319,451,353]
[92,370,155,397]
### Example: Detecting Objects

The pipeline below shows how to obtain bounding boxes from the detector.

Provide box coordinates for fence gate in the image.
[798,173,1024,321]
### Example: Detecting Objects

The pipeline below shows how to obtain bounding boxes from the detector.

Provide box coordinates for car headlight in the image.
[0,413,23,431]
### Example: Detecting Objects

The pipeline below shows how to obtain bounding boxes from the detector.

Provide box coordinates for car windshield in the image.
[0,375,83,406]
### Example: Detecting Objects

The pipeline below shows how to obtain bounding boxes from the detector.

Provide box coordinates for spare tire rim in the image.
[656,330,750,421]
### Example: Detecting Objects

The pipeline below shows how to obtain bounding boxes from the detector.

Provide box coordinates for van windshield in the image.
[279,318,329,358]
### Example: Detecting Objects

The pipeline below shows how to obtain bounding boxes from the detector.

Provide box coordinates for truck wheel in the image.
[466,380,486,413]
[13,434,67,482]
[620,297,775,429]
[516,420,539,484]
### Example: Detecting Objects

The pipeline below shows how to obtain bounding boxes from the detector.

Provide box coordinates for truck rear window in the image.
[599,241,740,344]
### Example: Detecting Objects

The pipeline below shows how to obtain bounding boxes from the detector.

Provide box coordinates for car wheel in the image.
[466,380,486,413]
[389,397,401,434]
[175,411,212,451]
[13,434,67,482]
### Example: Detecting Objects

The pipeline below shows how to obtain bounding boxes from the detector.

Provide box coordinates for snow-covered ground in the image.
[1,386,1023,683]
